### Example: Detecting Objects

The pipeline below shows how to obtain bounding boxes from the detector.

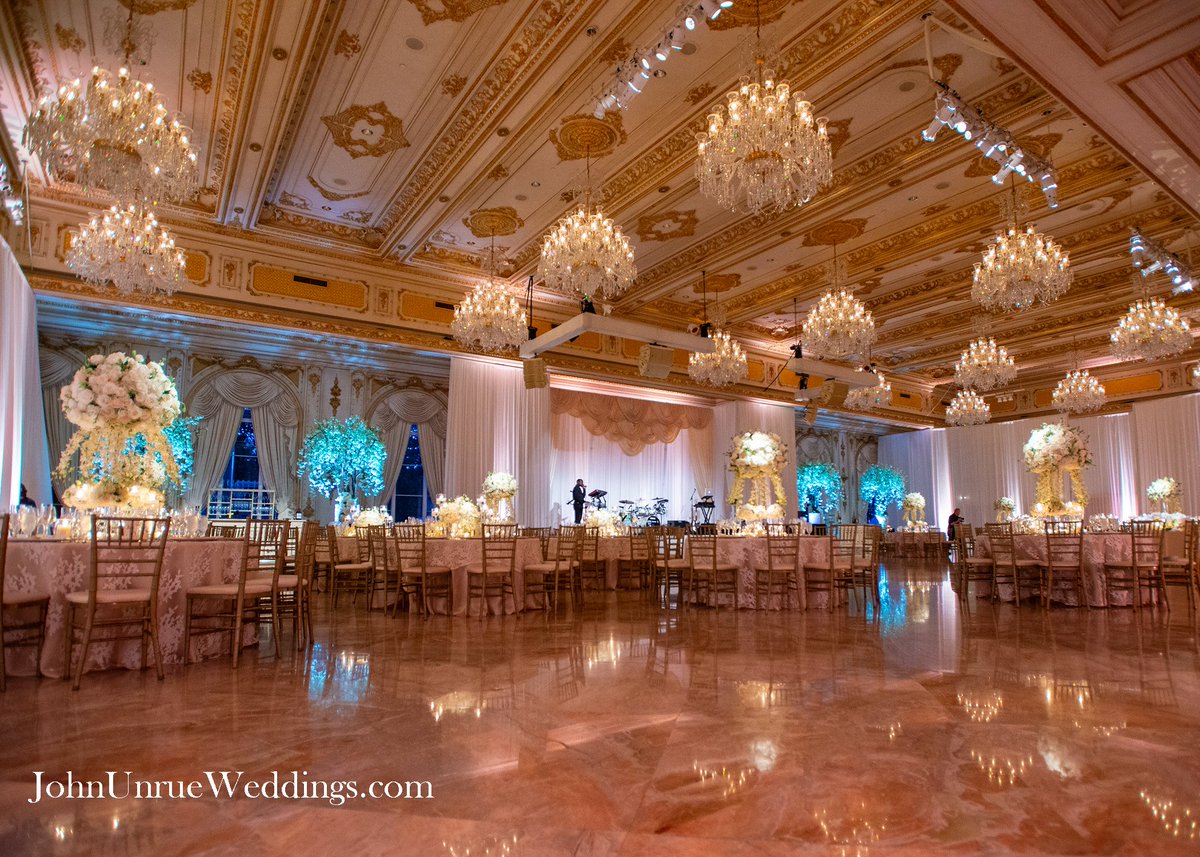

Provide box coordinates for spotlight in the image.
[655,43,669,62]
[684,14,696,29]
[639,55,651,70]
[669,29,684,50]
[921,118,943,142]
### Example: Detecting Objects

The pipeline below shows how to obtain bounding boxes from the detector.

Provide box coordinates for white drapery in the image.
[879,428,952,528]
[711,400,799,519]
[0,236,52,507]
[445,358,551,525]
[185,370,300,508]
[39,348,84,496]
[1131,393,1200,514]
[369,387,448,503]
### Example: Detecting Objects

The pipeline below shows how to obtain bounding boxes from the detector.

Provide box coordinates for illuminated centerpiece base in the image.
[480,471,517,523]
[1023,422,1091,518]
[584,507,622,537]
[901,492,927,531]
[429,494,481,539]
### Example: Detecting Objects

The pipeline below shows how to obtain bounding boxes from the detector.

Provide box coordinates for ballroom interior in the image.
[1,0,1199,854]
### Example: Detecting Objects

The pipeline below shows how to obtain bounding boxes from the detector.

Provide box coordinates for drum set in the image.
[616,497,669,527]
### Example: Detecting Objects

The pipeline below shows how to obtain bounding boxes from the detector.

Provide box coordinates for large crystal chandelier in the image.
[688,330,747,387]
[24,64,198,203]
[801,253,876,359]
[945,389,990,426]
[1052,369,1106,414]
[452,236,527,354]
[972,184,1070,311]
[66,203,186,295]
[694,2,832,215]
[844,373,891,412]
[955,336,1017,390]
[539,149,635,300]
[1109,296,1192,362]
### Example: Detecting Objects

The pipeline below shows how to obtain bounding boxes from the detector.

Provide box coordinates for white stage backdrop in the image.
[881,399,1199,527]
[712,400,798,520]
[0,236,51,508]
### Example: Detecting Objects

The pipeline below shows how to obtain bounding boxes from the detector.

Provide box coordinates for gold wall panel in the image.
[1104,372,1162,396]
[747,360,765,382]
[250,265,367,310]
[184,251,209,285]
[402,293,455,323]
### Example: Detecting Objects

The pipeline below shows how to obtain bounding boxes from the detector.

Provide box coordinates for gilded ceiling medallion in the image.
[637,209,698,243]
[705,0,795,31]
[550,111,627,161]
[802,219,868,247]
[341,210,372,224]
[599,38,632,65]
[464,206,524,238]
[405,0,511,25]
[186,68,212,93]
[278,191,310,211]
[487,164,509,180]
[334,30,362,57]
[885,54,962,83]
[55,24,85,53]
[116,0,199,13]
[307,176,368,202]
[965,133,1061,178]
[321,102,410,159]
[692,273,740,294]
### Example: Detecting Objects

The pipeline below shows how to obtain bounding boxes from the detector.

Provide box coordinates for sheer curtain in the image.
[39,348,84,496]
[445,357,551,525]
[0,236,52,507]
[250,395,300,511]
[1131,393,1200,514]
[711,400,798,518]
[1072,412,1138,517]
[370,387,448,505]
[879,428,952,528]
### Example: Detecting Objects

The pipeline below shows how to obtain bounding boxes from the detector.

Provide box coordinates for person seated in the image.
[18,484,36,508]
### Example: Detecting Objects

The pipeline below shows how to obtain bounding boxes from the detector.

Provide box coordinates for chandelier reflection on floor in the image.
[1052,369,1106,414]
[539,148,635,301]
[801,252,876,359]
[955,336,1017,390]
[1109,296,1192,362]
[452,236,527,355]
[945,389,990,426]
[844,373,891,412]
[66,203,186,295]
[694,2,832,215]
[973,183,1070,311]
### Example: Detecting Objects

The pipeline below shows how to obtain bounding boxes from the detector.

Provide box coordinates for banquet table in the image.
[973,530,1186,607]
[2,537,247,678]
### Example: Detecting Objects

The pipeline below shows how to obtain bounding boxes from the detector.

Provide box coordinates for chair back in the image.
[551,525,582,567]
[829,524,858,565]
[0,513,8,596]
[313,524,332,563]
[391,523,429,569]
[480,524,518,575]
[363,525,391,569]
[860,525,882,567]
[628,526,649,561]
[1044,520,1083,571]
[1184,519,1200,567]
[765,524,799,572]
[295,522,320,588]
[206,519,244,539]
[579,527,600,562]
[87,516,171,603]
[245,519,289,585]
[984,522,1016,568]
[1129,520,1165,570]
[689,533,719,570]
[520,527,553,560]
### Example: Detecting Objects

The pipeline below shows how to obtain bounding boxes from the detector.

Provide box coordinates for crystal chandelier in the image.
[688,330,747,387]
[66,203,186,295]
[539,149,635,300]
[972,183,1070,311]
[1109,296,1192,362]
[955,336,1017,390]
[1052,369,1106,414]
[452,236,528,354]
[844,373,891,412]
[945,389,990,426]
[694,2,832,215]
[24,64,198,203]
[801,253,876,359]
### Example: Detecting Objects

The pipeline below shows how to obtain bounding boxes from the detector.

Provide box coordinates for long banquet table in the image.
[3,537,248,678]
[972,530,1186,607]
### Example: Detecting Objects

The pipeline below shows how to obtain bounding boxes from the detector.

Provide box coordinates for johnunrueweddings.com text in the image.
[29,771,433,807]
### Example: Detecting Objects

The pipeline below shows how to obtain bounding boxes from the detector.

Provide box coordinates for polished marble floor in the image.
[4,560,1200,856]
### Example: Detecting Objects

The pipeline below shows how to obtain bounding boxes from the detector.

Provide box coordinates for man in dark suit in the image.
[571,479,586,524]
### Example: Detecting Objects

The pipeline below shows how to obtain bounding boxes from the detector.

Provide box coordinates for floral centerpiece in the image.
[1147,477,1181,514]
[994,496,1016,522]
[860,465,905,526]
[901,492,926,528]
[480,470,518,523]
[296,416,386,523]
[56,351,181,513]
[729,431,788,520]
[348,505,393,534]
[797,461,842,519]
[1023,422,1091,516]
[584,507,622,537]
[430,494,480,539]
[1087,514,1120,533]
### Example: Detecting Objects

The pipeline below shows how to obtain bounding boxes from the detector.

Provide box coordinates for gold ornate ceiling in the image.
[1,0,1197,429]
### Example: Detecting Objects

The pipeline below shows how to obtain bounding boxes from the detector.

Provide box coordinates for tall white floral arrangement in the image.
[729,431,788,518]
[1023,422,1091,514]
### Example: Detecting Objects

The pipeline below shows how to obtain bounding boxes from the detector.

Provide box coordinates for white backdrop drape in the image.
[370,387,448,504]
[879,428,952,529]
[39,347,84,497]
[0,236,52,507]
[445,358,551,525]
[1131,393,1200,514]
[711,400,798,519]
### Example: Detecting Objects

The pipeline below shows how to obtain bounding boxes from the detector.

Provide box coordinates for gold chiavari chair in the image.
[312,525,333,593]
[290,521,319,646]
[465,524,518,617]
[362,524,397,610]
[1103,520,1167,609]
[811,524,858,611]
[1041,520,1087,608]
[392,524,452,616]
[754,524,800,610]
[578,527,605,595]
[618,526,651,590]
[649,526,689,605]
[984,523,1024,604]
[952,523,994,599]
[1,514,50,691]
[1161,519,1199,612]
[519,527,553,561]
[522,525,581,611]
[205,519,244,539]
[329,526,373,607]
[64,516,170,689]
[854,525,883,607]
[246,517,303,648]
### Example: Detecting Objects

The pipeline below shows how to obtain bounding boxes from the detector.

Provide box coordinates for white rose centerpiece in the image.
[729,431,788,526]
[1147,477,1181,514]
[901,492,926,528]
[431,494,481,539]
[480,470,518,522]
[994,496,1016,522]
[1024,422,1091,516]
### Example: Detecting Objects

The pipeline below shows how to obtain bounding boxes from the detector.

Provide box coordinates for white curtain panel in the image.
[879,428,952,529]
[416,422,446,499]
[0,236,52,507]
[711,400,799,519]
[1131,393,1200,514]
[445,357,551,525]
[1072,412,1139,518]
[370,387,448,503]
[250,394,300,511]
[548,412,702,523]
[39,347,85,496]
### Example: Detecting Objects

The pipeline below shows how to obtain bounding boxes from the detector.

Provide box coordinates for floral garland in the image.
[1147,477,1181,513]
[56,351,182,511]
[1024,423,1091,514]
[430,494,480,539]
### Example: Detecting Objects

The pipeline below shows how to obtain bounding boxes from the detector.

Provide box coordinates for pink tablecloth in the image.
[712,536,832,609]
[2,537,247,677]
[973,531,1185,607]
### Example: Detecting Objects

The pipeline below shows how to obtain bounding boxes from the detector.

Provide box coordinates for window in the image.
[207,408,273,518]
[222,409,261,489]
[391,424,431,521]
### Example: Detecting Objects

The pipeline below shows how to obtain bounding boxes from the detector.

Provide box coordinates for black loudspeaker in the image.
[523,358,548,389]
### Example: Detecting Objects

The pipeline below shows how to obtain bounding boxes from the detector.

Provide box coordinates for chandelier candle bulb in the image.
[955,337,1017,390]
[1051,369,1106,414]
[688,329,748,387]
[800,290,876,359]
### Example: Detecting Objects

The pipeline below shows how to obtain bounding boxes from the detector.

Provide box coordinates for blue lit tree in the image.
[296,416,386,503]
[859,465,905,524]
[797,462,843,519]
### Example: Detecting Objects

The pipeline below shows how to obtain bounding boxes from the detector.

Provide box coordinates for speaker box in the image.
[523,358,548,389]
[638,344,674,379]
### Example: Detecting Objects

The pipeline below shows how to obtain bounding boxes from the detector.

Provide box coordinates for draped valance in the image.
[551,389,712,456]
